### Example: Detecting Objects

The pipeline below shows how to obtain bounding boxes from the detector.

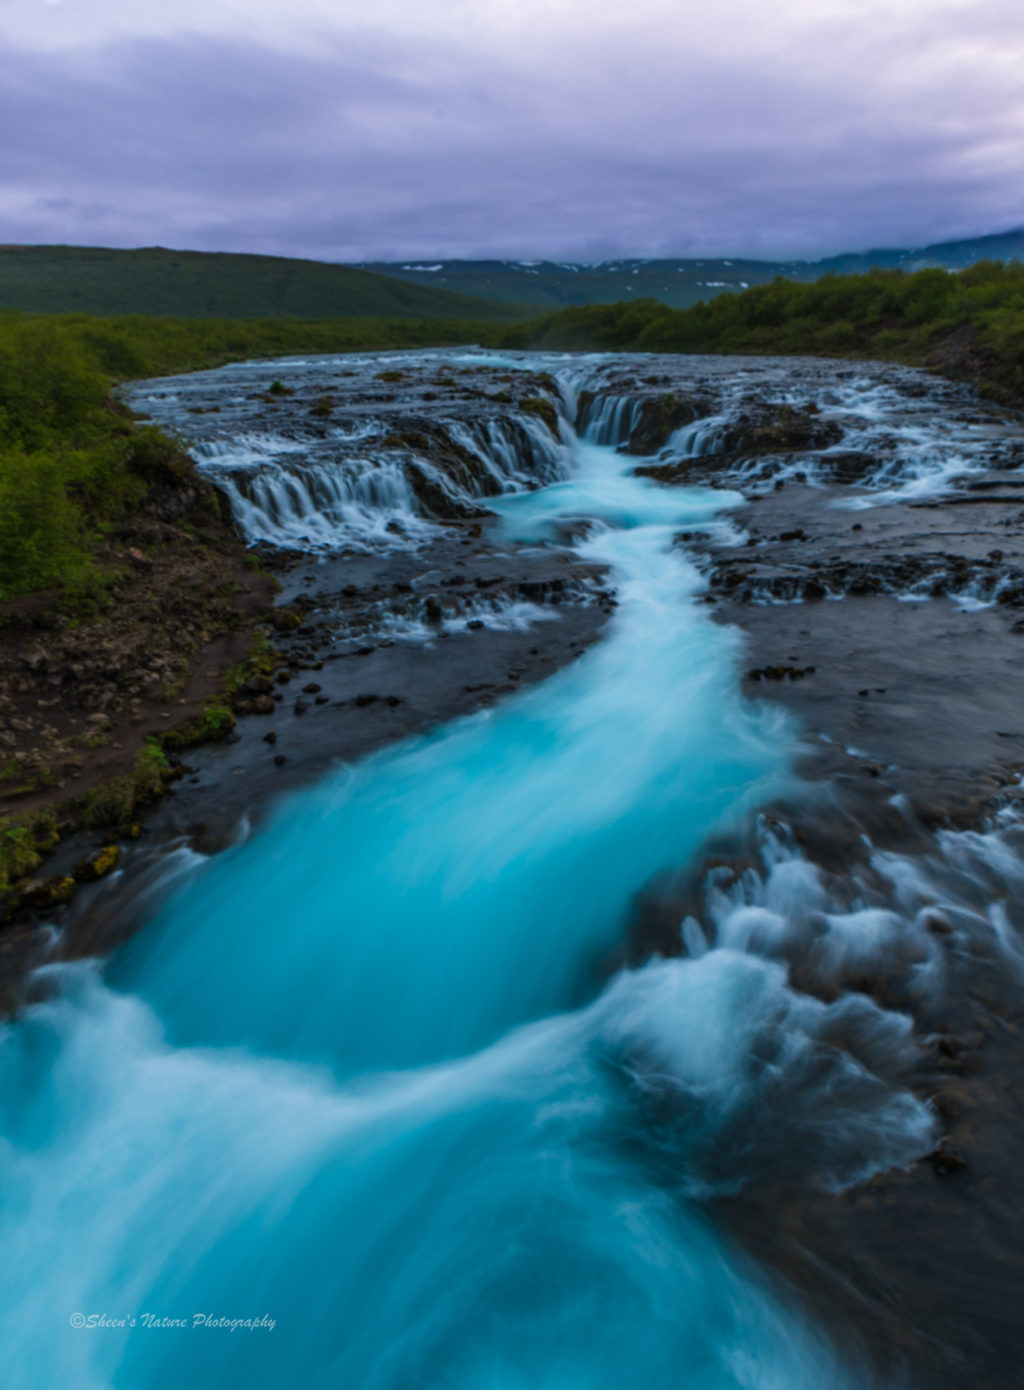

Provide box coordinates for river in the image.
[5,348,1020,1387]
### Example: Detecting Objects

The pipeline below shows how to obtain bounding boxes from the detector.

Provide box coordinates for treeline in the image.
[502,261,1024,405]
[0,313,505,601]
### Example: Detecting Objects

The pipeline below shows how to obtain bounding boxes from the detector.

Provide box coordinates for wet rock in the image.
[73,845,122,883]
[619,393,707,455]
[354,694,379,708]
[262,730,277,744]
[927,1137,968,1178]
[293,699,308,716]
[17,874,75,910]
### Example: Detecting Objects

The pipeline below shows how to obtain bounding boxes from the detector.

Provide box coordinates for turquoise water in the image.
[0,429,924,1387]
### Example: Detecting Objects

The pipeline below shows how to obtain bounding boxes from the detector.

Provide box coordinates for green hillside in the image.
[0,245,530,320]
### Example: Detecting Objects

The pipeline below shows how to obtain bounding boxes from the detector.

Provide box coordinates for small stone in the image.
[303,683,322,694]
[467,619,485,630]
[18,875,75,909]
[928,1138,967,1178]
[273,754,288,766]
[294,699,308,716]
[263,730,277,744]
[73,845,122,883]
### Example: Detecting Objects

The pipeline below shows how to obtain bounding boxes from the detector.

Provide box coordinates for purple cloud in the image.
[2,3,1022,260]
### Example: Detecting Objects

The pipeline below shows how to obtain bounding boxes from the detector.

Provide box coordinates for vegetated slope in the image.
[0,246,530,320]
[0,311,514,600]
[502,261,1024,406]
[358,228,1024,309]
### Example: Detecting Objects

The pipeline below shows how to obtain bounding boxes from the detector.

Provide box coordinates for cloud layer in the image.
[3,0,1023,259]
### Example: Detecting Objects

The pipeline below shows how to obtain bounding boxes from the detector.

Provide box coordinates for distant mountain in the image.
[0,245,528,319]
[356,229,1024,310]
[3,232,1020,321]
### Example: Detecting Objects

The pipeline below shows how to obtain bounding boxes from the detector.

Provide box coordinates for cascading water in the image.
[0,349,984,1389]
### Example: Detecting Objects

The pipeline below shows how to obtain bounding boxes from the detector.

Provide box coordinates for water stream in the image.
[0,359,944,1387]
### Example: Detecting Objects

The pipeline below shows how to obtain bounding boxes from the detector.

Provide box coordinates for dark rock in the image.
[620,393,707,455]
[73,845,122,883]
[17,874,75,910]
[928,1138,968,1178]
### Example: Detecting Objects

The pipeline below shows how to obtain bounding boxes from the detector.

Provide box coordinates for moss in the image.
[517,396,560,435]
[77,742,170,829]
[160,701,236,753]
[17,874,75,909]
[0,809,59,894]
[309,395,335,418]
[74,844,121,882]
[270,605,305,633]
[373,369,405,382]
[0,759,57,797]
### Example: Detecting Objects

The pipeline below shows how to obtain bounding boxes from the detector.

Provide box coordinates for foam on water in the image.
[6,350,998,1387]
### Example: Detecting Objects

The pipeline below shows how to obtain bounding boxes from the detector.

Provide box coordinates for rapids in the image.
[0,351,971,1388]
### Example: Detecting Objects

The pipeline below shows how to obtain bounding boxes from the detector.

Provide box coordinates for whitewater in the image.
[0,369,940,1388]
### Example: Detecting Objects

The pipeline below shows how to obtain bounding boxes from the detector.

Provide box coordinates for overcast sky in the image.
[4,0,1023,261]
